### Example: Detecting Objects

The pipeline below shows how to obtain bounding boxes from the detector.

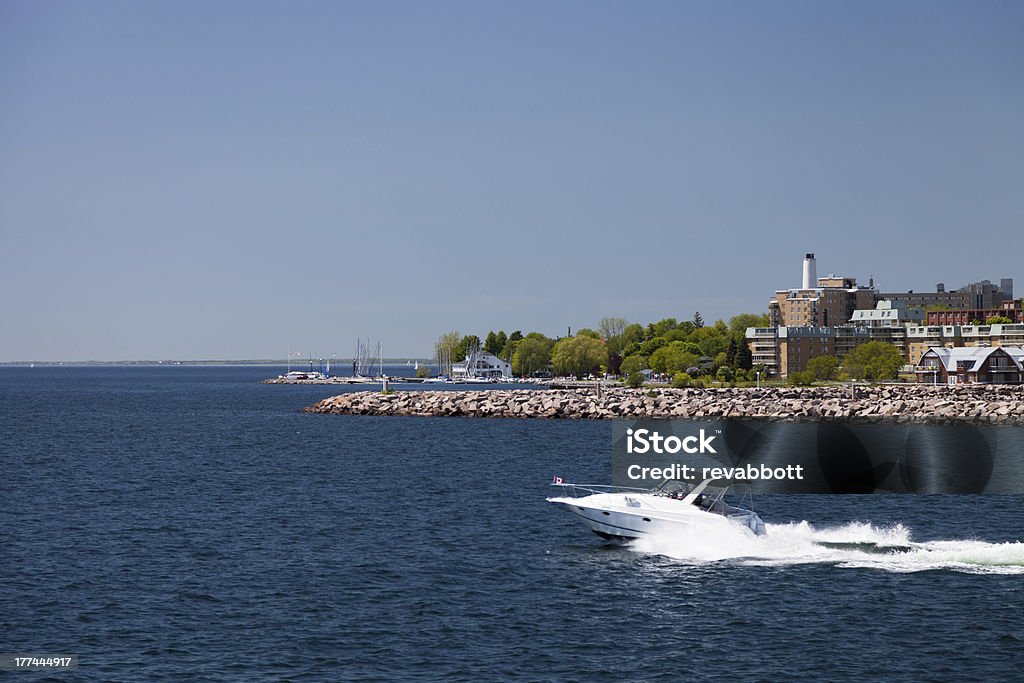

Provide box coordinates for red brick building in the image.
[926,301,1022,326]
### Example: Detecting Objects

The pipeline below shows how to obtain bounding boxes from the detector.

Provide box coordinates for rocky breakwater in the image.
[305,385,1024,425]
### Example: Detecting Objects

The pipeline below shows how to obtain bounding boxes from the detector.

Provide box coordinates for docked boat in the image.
[281,370,325,381]
[547,478,766,541]
[457,376,496,384]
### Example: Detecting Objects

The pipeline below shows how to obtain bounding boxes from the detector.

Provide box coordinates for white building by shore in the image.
[451,351,512,379]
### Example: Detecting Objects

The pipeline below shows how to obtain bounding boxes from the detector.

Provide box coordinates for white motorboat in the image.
[281,371,325,381]
[547,479,766,541]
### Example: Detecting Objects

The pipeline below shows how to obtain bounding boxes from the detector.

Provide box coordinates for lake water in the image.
[2,366,1022,680]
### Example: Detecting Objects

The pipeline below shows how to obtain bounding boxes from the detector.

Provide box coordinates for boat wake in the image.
[630,521,1024,574]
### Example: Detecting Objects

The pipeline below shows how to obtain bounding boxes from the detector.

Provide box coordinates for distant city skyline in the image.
[1,1,1021,361]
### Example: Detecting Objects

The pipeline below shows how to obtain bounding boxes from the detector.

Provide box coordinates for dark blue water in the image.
[2,367,1022,681]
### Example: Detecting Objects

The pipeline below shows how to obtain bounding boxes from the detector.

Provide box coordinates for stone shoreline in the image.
[304,385,1024,425]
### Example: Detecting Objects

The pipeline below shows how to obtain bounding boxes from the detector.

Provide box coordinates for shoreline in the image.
[304,385,1024,425]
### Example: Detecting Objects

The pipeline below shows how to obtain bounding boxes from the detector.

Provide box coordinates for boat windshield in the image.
[653,479,729,506]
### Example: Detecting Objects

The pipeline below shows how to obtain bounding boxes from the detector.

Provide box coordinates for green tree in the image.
[649,342,700,375]
[728,313,771,335]
[715,366,734,382]
[662,329,688,343]
[599,317,628,356]
[551,336,608,378]
[619,354,648,377]
[690,324,730,357]
[725,336,739,367]
[415,365,431,379]
[622,323,645,347]
[648,318,679,338]
[842,341,904,381]
[736,338,753,370]
[621,341,642,358]
[484,331,502,355]
[986,315,1013,325]
[788,370,816,386]
[453,334,481,362]
[512,336,553,376]
[576,328,602,339]
[625,371,645,388]
[501,331,524,361]
[640,336,668,357]
[692,311,704,329]
[435,331,461,373]
[682,341,702,356]
[671,372,692,388]
[806,355,840,381]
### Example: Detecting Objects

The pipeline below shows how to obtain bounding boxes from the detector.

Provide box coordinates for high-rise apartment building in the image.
[754,253,1019,378]
[769,253,875,327]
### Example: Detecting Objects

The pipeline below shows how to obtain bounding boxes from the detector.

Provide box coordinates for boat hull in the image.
[548,491,765,540]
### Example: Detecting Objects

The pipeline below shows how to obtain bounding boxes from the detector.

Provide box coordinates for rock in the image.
[299,385,1024,425]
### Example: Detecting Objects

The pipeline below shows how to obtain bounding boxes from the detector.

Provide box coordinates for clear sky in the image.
[1,1,1021,361]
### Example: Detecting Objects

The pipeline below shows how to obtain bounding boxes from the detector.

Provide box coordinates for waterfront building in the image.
[905,326,956,365]
[769,253,1014,326]
[746,325,874,378]
[747,327,780,376]
[755,254,1020,378]
[906,323,1024,357]
[961,279,1014,309]
[960,323,1024,349]
[873,286,968,311]
[749,323,1024,379]
[450,351,512,379]
[768,302,925,369]
[769,255,876,327]
[925,299,1023,326]
[848,300,923,359]
[914,346,1024,385]
[777,326,838,378]
[876,279,1014,312]
[834,326,873,360]
[849,300,924,327]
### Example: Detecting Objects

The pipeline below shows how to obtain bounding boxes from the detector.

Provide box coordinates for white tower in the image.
[802,253,817,289]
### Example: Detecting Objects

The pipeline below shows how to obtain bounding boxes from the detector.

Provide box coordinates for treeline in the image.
[435,312,771,383]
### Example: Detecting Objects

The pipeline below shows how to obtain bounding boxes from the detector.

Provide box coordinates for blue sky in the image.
[1,1,1021,360]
